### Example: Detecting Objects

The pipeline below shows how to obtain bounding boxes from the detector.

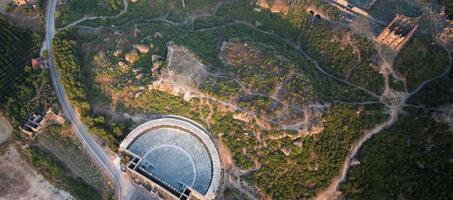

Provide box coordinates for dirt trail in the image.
[65,2,453,198]
[316,42,452,199]
[0,116,12,145]
[59,0,129,30]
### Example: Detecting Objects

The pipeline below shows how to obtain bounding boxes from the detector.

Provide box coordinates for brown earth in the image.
[0,116,12,146]
[257,0,289,15]
[0,145,74,200]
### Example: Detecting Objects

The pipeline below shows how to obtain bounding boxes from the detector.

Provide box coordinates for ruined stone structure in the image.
[376,15,419,51]
[20,108,65,137]
[119,116,221,200]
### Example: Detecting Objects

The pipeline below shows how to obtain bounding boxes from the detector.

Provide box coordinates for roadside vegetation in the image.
[340,111,453,200]
[0,15,113,200]
[52,30,133,149]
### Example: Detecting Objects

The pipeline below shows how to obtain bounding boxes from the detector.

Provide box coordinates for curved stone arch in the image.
[119,116,221,198]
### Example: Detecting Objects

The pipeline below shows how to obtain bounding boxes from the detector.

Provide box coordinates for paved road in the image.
[44,0,149,199]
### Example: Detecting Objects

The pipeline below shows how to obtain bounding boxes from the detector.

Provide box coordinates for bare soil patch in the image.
[257,0,289,15]
[0,116,12,146]
[0,145,74,200]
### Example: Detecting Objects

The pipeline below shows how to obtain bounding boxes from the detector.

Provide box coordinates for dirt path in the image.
[316,44,452,200]
[59,0,129,31]
[0,145,74,200]
[61,2,453,198]
[0,116,12,146]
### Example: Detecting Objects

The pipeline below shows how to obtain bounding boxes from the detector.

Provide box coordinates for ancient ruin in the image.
[376,14,419,51]
[19,109,65,137]
[119,116,221,200]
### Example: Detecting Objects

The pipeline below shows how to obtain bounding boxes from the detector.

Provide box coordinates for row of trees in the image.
[0,15,52,125]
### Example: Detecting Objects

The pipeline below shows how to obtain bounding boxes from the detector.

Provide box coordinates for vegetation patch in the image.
[56,0,124,27]
[394,36,449,91]
[0,15,34,105]
[409,67,453,107]
[341,112,453,200]
[249,104,386,199]
[35,124,114,198]
[30,146,102,200]
[53,31,132,149]
[215,0,384,94]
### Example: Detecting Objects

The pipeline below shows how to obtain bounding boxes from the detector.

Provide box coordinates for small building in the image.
[328,0,370,17]
[135,73,143,80]
[118,61,128,69]
[151,54,160,62]
[31,58,45,70]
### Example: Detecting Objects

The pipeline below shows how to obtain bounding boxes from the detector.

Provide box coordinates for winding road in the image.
[44,0,150,199]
